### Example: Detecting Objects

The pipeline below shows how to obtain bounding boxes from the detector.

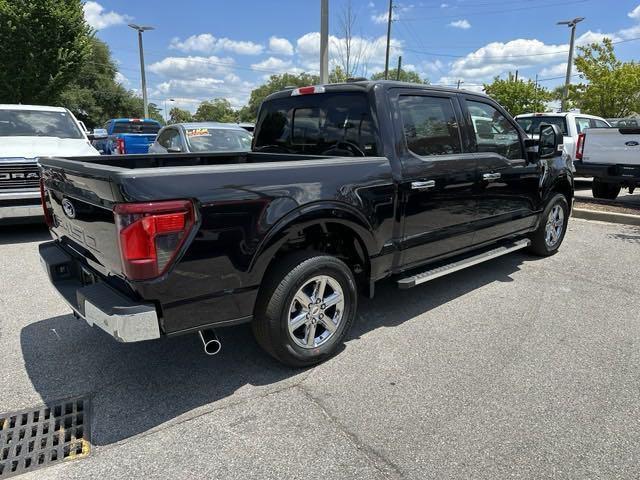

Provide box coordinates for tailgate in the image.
[40,159,123,276]
[121,134,156,154]
[583,128,640,165]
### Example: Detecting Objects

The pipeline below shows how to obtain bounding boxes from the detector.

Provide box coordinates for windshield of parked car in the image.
[186,128,252,152]
[254,92,379,156]
[112,121,161,134]
[516,116,568,136]
[0,109,83,138]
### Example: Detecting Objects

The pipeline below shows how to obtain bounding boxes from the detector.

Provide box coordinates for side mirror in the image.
[538,123,563,159]
[167,146,183,153]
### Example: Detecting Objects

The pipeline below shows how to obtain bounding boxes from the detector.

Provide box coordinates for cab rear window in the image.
[516,116,568,136]
[255,92,379,156]
[112,121,161,134]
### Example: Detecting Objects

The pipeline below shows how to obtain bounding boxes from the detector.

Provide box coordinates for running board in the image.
[397,239,531,289]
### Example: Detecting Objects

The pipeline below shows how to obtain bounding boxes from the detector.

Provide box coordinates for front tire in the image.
[253,252,358,367]
[592,178,621,200]
[528,193,569,257]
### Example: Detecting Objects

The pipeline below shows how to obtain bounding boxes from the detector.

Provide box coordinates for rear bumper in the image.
[574,161,640,182]
[0,190,43,219]
[39,241,161,342]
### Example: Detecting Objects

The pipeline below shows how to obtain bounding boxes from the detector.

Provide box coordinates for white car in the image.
[0,104,100,222]
[515,112,611,162]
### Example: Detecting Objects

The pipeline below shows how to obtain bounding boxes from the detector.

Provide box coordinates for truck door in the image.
[462,97,540,243]
[393,90,479,268]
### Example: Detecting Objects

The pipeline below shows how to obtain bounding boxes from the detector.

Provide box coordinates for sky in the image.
[84,0,640,116]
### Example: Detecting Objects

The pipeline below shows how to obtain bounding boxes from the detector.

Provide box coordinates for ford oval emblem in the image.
[625,141,639,147]
[61,198,76,219]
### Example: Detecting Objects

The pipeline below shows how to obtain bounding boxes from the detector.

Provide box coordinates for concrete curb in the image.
[572,207,640,226]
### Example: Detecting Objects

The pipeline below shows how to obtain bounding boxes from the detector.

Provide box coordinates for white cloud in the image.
[170,34,264,55]
[269,36,294,56]
[539,62,568,78]
[114,72,129,86]
[251,57,292,72]
[83,1,130,30]
[296,31,402,74]
[148,55,236,79]
[371,4,412,24]
[449,19,471,29]
[629,4,640,20]
[440,3,449,7]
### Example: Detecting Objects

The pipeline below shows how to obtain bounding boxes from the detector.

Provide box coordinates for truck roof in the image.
[0,104,69,112]
[515,112,607,121]
[111,118,161,123]
[264,80,492,102]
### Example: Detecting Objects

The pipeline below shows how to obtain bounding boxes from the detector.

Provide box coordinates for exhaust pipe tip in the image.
[198,329,222,356]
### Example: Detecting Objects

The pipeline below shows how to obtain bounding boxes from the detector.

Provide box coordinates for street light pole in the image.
[384,0,393,79]
[320,0,329,84]
[557,17,584,112]
[164,98,175,122]
[128,23,155,119]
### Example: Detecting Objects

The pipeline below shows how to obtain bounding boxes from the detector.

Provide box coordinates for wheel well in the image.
[265,222,370,291]
[552,179,574,211]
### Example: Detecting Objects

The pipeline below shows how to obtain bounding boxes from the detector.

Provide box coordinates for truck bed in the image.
[38,151,395,334]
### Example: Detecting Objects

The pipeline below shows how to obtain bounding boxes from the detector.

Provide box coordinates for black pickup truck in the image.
[39,81,572,367]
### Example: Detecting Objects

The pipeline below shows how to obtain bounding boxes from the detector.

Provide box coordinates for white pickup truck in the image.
[0,104,100,222]
[574,127,640,199]
[515,112,611,162]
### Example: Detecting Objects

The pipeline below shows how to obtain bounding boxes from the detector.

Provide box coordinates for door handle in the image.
[411,180,436,191]
[482,173,501,181]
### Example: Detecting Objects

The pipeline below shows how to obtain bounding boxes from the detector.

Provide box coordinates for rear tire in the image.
[592,178,621,200]
[527,193,569,257]
[252,252,358,367]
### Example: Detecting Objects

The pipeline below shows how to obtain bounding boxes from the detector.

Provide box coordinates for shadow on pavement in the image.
[21,252,527,446]
[0,223,50,246]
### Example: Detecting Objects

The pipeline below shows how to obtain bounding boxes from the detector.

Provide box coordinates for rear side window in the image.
[593,119,610,128]
[255,92,379,156]
[398,95,461,156]
[575,117,591,133]
[112,121,161,134]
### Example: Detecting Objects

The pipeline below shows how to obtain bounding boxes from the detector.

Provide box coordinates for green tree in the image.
[194,98,237,122]
[568,38,640,117]
[0,0,92,104]
[483,76,552,116]
[169,107,194,124]
[371,69,429,84]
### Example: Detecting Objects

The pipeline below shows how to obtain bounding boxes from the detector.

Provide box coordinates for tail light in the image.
[575,133,585,160]
[114,200,195,281]
[116,138,126,154]
[39,179,54,227]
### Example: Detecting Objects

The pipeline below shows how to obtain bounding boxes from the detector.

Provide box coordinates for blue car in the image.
[95,118,162,155]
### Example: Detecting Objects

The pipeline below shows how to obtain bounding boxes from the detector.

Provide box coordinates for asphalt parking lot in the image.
[1,218,639,479]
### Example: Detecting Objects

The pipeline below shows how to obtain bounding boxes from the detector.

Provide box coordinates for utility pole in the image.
[557,17,584,112]
[396,56,402,81]
[456,79,462,89]
[129,24,154,118]
[384,0,393,79]
[515,70,518,82]
[320,0,329,84]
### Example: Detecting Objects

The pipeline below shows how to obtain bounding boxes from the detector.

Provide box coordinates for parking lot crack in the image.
[296,384,405,480]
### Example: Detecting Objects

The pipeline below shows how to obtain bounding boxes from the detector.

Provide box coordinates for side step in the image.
[397,239,531,289]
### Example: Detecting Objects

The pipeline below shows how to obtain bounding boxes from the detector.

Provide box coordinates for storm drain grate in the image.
[0,397,91,478]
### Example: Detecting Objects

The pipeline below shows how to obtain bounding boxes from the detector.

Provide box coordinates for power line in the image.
[400,35,640,60]
[401,0,591,21]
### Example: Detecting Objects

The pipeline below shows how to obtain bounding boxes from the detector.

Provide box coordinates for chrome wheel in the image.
[288,275,345,349]
[545,204,564,248]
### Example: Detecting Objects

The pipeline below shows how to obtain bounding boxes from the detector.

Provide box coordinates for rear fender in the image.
[248,202,376,284]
